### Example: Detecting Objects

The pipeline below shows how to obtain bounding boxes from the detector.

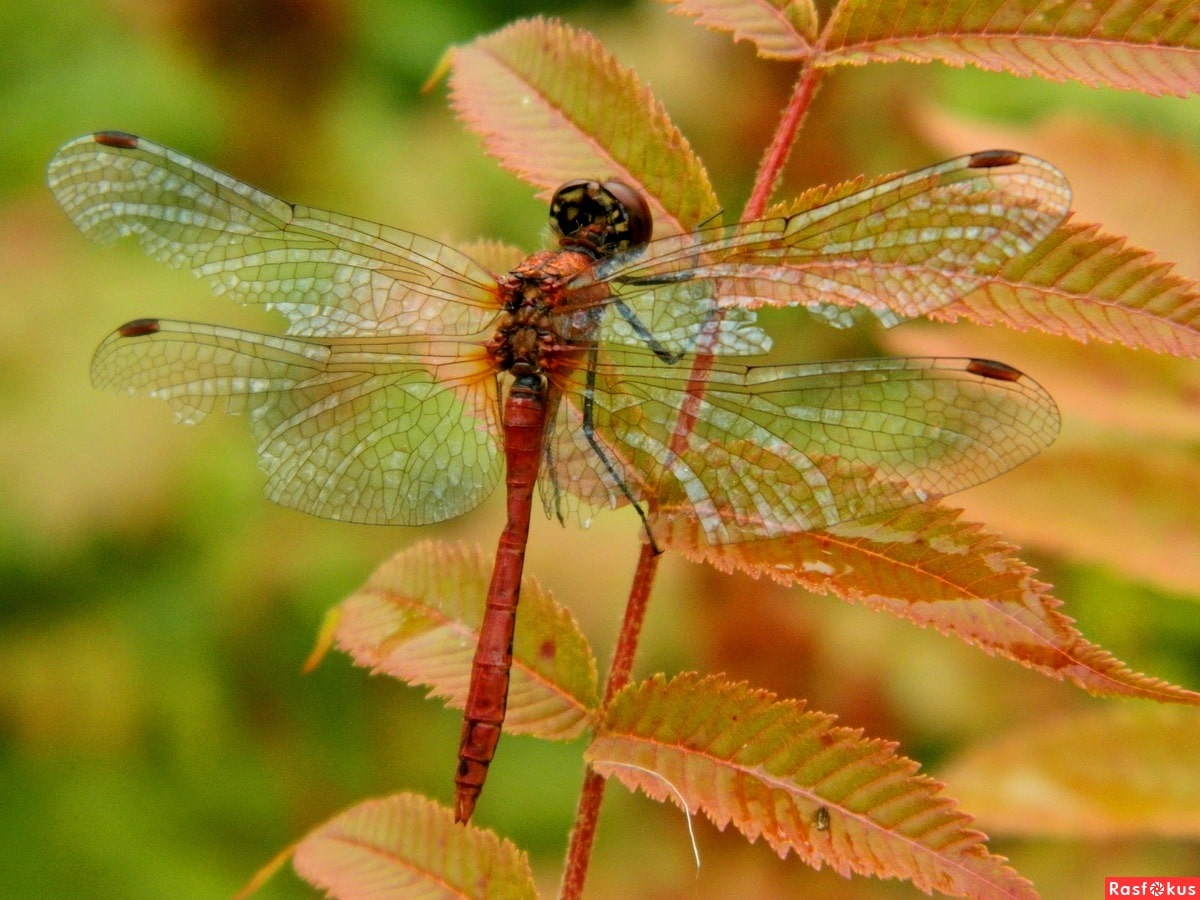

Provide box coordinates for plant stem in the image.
[559,540,661,899]
[604,541,661,703]
[562,55,821,900]
[743,62,824,221]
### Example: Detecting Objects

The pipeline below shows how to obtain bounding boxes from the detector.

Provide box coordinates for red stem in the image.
[560,52,822,900]
[559,541,661,899]
[604,542,661,703]
[743,63,823,222]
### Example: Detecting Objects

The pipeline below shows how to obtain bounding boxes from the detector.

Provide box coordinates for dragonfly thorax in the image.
[489,248,598,378]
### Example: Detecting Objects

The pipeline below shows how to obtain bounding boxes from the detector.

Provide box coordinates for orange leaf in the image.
[820,0,1200,97]
[590,673,1037,898]
[660,502,1200,705]
[447,17,719,233]
[941,706,1200,838]
[940,220,1200,358]
[945,443,1200,596]
[334,541,599,740]
[662,0,818,59]
[293,793,536,898]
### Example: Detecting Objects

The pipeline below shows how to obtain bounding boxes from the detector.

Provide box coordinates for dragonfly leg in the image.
[581,347,661,553]
[613,301,685,364]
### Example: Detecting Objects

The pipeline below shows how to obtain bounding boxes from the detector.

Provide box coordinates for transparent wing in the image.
[48,132,501,338]
[542,349,1060,543]
[91,319,502,525]
[567,151,1072,358]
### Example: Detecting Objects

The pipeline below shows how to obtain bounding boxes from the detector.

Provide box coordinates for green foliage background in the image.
[4,1,1200,897]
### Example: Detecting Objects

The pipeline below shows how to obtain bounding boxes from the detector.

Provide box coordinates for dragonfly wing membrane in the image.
[577,152,1072,351]
[549,351,1059,543]
[537,375,639,526]
[48,133,500,338]
[91,320,502,525]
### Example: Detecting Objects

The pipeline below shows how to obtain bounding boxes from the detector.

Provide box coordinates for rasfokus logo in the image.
[1106,878,1200,896]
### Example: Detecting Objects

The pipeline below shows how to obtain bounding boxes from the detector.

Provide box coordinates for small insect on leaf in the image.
[814,806,830,832]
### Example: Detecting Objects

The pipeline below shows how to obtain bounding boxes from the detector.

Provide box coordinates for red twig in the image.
[559,541,661,899]
[743,62,824,222]
[562,50,823,900]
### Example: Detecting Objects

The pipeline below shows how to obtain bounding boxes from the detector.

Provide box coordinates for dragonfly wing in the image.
[573,152,1071,356]
[92,320,502,525]
[548,350,1059,543]
[48,132,500,337]
[560,276,776,360]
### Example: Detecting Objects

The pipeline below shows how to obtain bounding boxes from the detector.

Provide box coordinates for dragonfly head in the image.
[549,179,652,257]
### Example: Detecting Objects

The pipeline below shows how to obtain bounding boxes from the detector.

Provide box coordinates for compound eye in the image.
[598,181,652,249]
[549,179,653,255]
[549,180,594,241]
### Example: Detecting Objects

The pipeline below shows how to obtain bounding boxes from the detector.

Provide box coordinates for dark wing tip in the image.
[966,358,1023,382]
[967,149,1023,169]
[93,131,140,150]
[117,318,162,338]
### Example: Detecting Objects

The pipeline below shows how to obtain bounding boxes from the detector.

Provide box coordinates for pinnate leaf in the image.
[293,793,536,899]
[447,17,719,233]
[941,220,1200,358]
[334,540,599,740]
[661,0,818,59]
[821,0,1200,97]
[657,502,1200,705]
[941,706,1200,838]
[589,673,1036,899]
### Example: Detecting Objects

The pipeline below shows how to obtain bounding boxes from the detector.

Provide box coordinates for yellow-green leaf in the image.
[334,540,599,740]
[292,793,536,899]
[941,706,1200,838]
[661,0,818,59]
[590,673,1036,899]
[659,502,1200,705]
[821,0,1200,97]
[953,441,1200,597]
[447,17,719,233]
[941,220,1200,357]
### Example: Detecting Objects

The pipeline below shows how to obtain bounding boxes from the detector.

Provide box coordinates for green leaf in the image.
[334,540,599,740]
[447,17,719,233]
[292,793,537,899]
[661,0,818,59]
[589,673,1037,899]
[941,706,1200,838]
[658,502,1200,706]
[821,0,1200,98]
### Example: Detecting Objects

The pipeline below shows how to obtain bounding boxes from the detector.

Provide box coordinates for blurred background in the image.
[4,1,1200,897]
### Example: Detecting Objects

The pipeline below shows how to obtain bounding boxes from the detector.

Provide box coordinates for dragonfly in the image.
[48,131,1070,822]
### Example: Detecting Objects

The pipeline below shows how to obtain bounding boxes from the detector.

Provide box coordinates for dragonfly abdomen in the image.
[455,372,548,823]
